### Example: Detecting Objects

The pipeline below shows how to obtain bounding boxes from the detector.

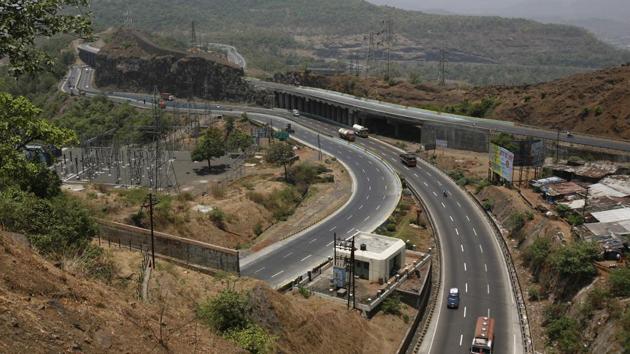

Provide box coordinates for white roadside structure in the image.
[338,232,406,282]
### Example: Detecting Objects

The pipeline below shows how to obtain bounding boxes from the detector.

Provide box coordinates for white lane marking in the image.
[461,244,464,253]
[437,181,442,186]
[367,177,370,182]
[363,215,371,222]
[441,202,446,208]
[329,226,337,232]
[423,182,428,187]
[362,168,366,173]
[404,165,410,170]
[455,228,459,236]
[359,204,364,210]
[271,270,284,278]
[488,308,491,317]
[376,204,381,210]
[426,171,432,177]
[300,255,312,262]
[369,185,372,191]
[414,173,419,177]
[326,241,334,247]
[346,214,353,220]
[433,191,438,197]
[385,184,388,190]
[346,228,355,235]
[450,215,454,222]
[487,284,490,294]
[464,306,467,318]
[283,252,293,258]
[382,195,386,200]
[308,238,318,244]
[368,161,373,165]
[479,244,484,253]
[485,264,488,272]
[465,283,468,293]
[464,262,467,272]
[381,176,384,181]
[366,195,370,200]
[254,267,265,274]
[466,215,470,222]
[473,228,478,236]
[457,202,462,208]
[459,334,463,347]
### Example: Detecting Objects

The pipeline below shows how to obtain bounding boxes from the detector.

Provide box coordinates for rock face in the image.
[95,29,253,101]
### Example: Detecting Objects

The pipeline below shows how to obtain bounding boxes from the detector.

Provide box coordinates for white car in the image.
[292,109,300,117]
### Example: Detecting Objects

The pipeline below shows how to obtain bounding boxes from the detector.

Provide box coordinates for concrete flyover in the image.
[253,80,630,154]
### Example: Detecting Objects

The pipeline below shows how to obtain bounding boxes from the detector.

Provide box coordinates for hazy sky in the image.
[367,0,630,21]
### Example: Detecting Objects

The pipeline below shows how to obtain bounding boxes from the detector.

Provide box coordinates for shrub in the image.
[381,294,402,315]
[507,212,526,233]
[482,199,494,211]
[528,285,545,301]
[224,324,275,354]
[566,213,585,226]
[594,106,603,116]
[253,223,263,236]
[545,316,581,353]
[298,286,311,298]
[197,289,250,332]
[609,268,630,297]
[549,241,599,298]
[210,208,226,230]
[523,237,552,280]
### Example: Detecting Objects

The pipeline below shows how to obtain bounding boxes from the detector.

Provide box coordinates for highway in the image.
[63,64,524,352]
[254,80,630,153]
[284,114,523,354]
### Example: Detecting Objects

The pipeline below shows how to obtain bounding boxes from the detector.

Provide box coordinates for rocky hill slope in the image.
[90,0,630,83]
[95,29,253,101]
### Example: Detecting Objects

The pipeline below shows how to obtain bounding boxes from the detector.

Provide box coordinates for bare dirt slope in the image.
[0,233,238,354]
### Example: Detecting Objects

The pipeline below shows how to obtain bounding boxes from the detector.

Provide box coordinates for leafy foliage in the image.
[265,142,295,164]
[491,133,517,152]
[224,324,275,354]
[609,268,630,297]
[197,289,250,333]
[191,127,225,170]
[0,0,92,75]
[226,129,253,152]
[548,241,600,298]
[381,294,402,316]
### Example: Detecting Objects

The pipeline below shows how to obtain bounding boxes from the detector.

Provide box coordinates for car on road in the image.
[566,131,573,137]
[447,287,460,309]
[400,153,417,167]
[292,109,300,117]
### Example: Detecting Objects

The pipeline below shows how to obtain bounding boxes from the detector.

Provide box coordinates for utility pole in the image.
[317,134,322,161]
[191,21,197,49]
[351,235,356,309]
[383,18,394,80]
[555,128,561,163]
[142,193,159,267]
[439,47,446,87]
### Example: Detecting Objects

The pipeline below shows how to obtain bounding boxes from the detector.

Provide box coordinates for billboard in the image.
[513,139,545,167]
[489,144,514,181]
[530,140,545,167]
[436,139,448,148]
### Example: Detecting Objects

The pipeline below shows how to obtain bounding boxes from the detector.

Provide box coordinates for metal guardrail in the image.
[466,191,534,353]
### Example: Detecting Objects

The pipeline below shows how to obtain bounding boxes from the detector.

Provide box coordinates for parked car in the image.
[447,287,460,309]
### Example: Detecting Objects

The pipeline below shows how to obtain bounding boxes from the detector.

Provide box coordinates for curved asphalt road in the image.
[285,114,523,354]
[62,66,401,288]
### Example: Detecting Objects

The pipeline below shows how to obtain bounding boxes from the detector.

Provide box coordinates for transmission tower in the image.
[123,8,134,29]
[439,47,447,87]
[364,32,375,78]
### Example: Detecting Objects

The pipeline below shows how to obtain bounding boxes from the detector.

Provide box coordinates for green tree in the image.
[549,241,600,298]
[226,129,253,152]
[491,132,517,152]
[224,116,235,138]
[523,236,553,281]
[0,93,77,196]
[191,127,225,171]
[1,0,92,75]
[224,324,276,354]
[265,142,295,164]
[609,268,630,297]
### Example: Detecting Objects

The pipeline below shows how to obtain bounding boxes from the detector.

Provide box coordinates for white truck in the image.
[352,124,369,138]
[338,128,356,142]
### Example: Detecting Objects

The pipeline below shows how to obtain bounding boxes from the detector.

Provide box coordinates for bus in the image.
[470,317,495,354]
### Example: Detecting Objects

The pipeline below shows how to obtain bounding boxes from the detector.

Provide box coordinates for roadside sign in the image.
[436,139,448,148]
[489,143,514,181]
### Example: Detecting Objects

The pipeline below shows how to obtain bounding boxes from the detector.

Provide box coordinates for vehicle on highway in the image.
[566,131,573,137]
[399,153,417,167]
[443,190,448,197]
[470,317,495,354]
[292,109,300,116]
[160,92,175,101]
[338,128,356,142]
[352,124,369,138]
[286,123,295,133]
[446,287,460,309]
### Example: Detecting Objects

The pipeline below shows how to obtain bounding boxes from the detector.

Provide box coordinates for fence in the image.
[96,219,240,274]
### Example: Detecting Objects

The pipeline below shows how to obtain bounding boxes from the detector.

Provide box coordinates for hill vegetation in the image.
[90,0,630,84]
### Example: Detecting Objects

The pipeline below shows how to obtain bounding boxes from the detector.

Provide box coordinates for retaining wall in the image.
[96,219,239,274]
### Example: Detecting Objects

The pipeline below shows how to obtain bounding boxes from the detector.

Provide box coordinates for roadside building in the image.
[337,232,406,283]
[551,162,619,183]
[542,181,587,203]
[530,176,565,190]
[591,207,630,223]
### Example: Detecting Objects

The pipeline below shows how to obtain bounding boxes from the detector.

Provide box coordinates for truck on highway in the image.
[400,153,417,167]
[338,128,356,142]
[352,124,369,138]
[470,317,495,354]
[160,92,175,101]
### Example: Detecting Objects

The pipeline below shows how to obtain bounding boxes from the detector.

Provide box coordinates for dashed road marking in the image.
[308,238,317,244]
[485,264,488,272]
[464,262,467,272]
[479,245,484,253]
[326,241,334,247]
[450,215,454,222]
[300,255,312,262]
[346,214,353,220]
[441,202,446,208]
[329,226,337,232]
[414,173,418,177]
[455,228,459,236]
[423,182,429,187]
[487,284,490,294]
[254,267,265,274]
[461,244,464,252]
[464,306,467,318]
[457,202,462,208]
[433,191,438,197]
[376,204,381,210]
[363,215,371,222]
[473,228,478,236]
[459,334,463,347]
[283,252,293,258]
[271,270,284,278]
[359,204,364,210]
[466,215,470,222]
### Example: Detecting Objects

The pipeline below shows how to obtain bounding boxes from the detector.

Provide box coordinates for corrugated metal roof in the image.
[545,182,586,197]
[591,208,630,223]
[585,220,630,237]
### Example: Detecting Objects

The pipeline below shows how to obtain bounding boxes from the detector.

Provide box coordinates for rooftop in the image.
[551,162,619,180]
[591,207,630,223]
[337,232,405,260]
[531,176,565,188]
[544,182,586,197]
[585,220,630,237]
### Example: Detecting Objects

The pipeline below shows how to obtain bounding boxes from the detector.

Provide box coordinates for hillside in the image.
[90,0,630,84]
[287,63,630,140]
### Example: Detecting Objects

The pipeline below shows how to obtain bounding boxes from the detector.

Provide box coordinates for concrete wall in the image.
[421,123,489,153]
[96,219,239,274]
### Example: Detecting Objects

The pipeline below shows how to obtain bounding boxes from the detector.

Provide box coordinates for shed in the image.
[591,208,630,223]
[337,232,406,283]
